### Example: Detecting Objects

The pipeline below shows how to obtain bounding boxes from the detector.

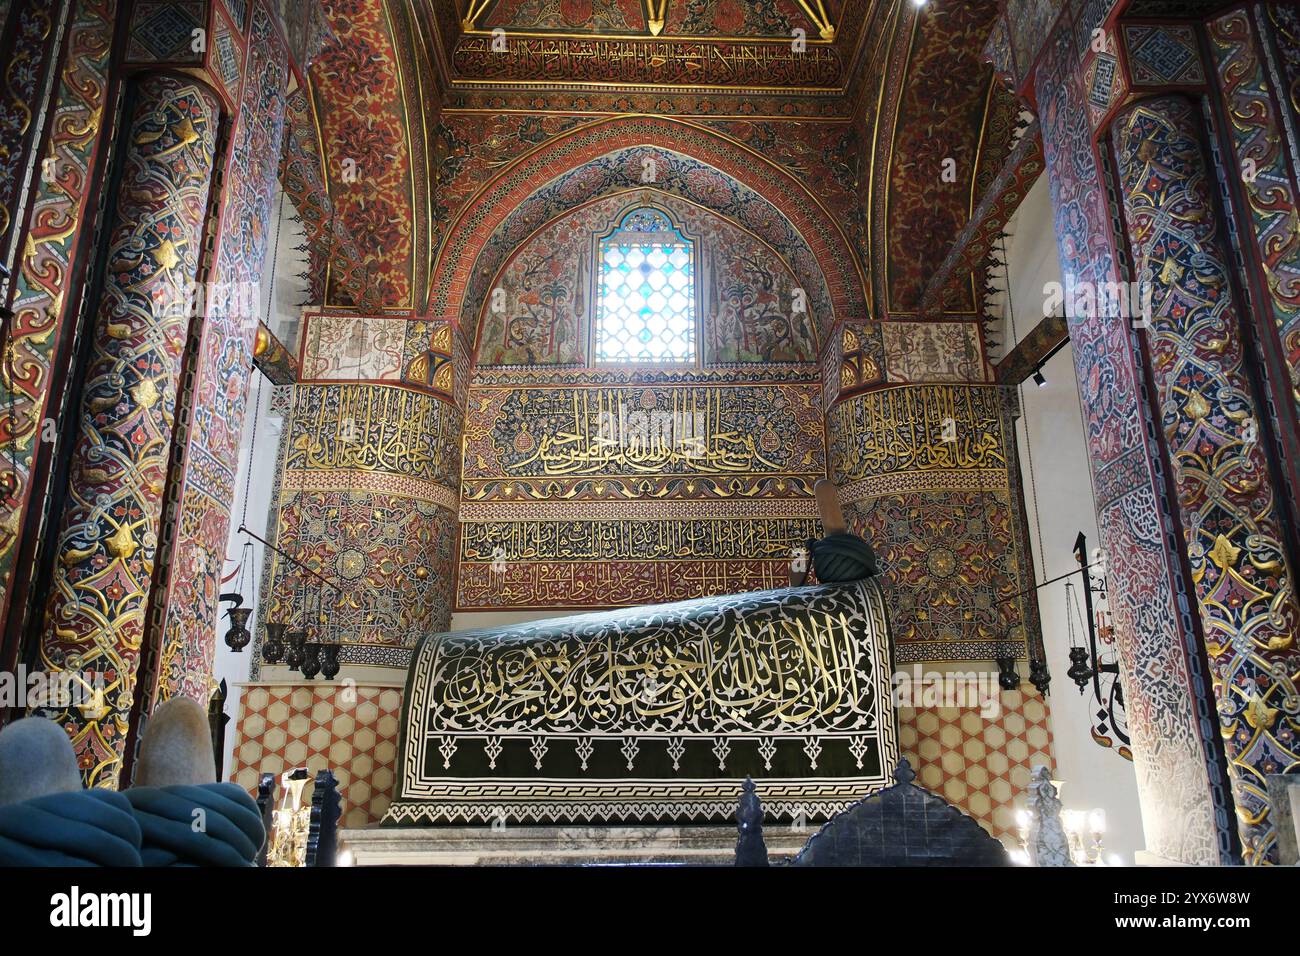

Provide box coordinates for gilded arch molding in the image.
[431,116,867,341]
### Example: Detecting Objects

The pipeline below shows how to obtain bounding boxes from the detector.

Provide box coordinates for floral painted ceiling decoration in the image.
[297,0,1013,325]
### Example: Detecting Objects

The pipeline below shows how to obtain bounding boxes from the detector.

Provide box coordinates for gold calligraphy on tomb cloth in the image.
[435,609,869,733]
[388,581,898,825]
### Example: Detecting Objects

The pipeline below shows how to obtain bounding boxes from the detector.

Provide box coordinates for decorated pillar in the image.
[255,313,461,673]
[1006,5,1238,867]
[985,0,1300,864]
[146,0,292,709]
[824,318,1055,842]
[0,0,118,659]
[34,72,222,787]
[1111,93,1300,865]
[1206,6,1300,519]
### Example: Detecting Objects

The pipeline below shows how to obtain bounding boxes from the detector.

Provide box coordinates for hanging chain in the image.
[1064,582,1079,649]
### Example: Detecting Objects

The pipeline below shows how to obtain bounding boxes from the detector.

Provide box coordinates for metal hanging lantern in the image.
[284,630,307,671]
[226,607,253,651]
[222,540,257,651]
[320,643,341,680]
[262,621,287,664]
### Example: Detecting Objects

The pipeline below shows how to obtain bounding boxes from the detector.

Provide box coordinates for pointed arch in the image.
[430,116,867,344]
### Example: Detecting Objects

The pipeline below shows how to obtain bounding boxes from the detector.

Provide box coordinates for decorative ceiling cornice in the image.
[442,0,869,94]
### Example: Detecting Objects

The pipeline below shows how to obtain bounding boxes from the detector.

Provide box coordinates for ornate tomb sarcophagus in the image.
[383,580,898,826]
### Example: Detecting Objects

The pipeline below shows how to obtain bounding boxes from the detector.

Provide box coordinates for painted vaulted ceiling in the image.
[294,0,1013,327]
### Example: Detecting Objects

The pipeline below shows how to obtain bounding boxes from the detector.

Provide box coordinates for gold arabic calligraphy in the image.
[513,388,782,476]
[432,610,868,733]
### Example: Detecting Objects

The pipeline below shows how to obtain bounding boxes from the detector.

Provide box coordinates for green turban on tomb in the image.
[0,790,143,867]
[809,532,880,583]
[123,783,264,867]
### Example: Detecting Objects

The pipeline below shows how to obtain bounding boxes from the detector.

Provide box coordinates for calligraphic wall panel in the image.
[829,384,1035,664]
[386,581,898,825]
[262,381,461,666]
[450,35,841,88]
[458,376,825,610]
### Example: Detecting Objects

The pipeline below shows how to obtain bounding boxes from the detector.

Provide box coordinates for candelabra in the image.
[267,768,312,867]
[1013,785,1116,866]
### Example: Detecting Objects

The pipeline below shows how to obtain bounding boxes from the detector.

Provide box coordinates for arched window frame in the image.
[591,204,700,366]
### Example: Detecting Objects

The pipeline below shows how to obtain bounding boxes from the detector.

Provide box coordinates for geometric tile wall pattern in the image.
[898,688,1054,845]
[228,682,1050,838]
[229,683,402,828]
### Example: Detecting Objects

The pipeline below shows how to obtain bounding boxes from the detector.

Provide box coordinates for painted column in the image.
[1206,6,1300,517]
[251,312,461,674]
[1032,20,1235,866]
[1112,93,1300,865]
[0,0,118,651]
[34,73,221,788]
[147,0,291,708]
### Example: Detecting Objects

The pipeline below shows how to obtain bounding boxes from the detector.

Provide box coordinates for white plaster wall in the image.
[1001,175,1145,864]
[213,185,308,779]
[214,370,282,780]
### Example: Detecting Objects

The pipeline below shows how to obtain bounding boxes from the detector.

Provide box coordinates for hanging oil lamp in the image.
[284,630,307,671]
[300,641,322,680]
[320,642,341,680]
[226,607,252,651]
[222,539,257,651]
[262,622,287,664]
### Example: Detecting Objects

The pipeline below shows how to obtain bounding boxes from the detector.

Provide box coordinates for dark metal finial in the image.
[735,777,769,867]
[893,758,916,786]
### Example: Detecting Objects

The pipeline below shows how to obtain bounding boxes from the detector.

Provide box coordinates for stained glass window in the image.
[595,207,696,363]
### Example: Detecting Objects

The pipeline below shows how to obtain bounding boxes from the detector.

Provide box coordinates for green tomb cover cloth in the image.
[385,580,898,826]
